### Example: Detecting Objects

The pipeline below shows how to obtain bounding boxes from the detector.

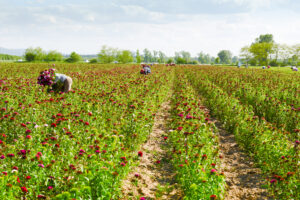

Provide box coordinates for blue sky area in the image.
[0,0,299,56]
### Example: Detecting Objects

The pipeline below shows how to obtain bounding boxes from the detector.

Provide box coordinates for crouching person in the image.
[53,73,73,93]
[38,68,72,93]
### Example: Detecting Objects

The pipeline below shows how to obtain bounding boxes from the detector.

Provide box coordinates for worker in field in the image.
[53,72,73,93]
[140,63,151,75]
[38,68,72,93]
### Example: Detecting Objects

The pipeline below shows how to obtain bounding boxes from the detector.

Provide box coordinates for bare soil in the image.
[121,101,183,200]
[214,120,272,200]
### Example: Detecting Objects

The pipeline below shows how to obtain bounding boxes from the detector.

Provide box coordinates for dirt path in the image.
[121,101,183,200]
[214,120,272,200]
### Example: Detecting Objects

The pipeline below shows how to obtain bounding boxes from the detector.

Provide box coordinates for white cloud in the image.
[0,0,299,57]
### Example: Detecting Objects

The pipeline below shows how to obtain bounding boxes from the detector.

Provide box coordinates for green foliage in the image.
[167,58,174,64]
[175,51,191,64]
[217,50,232,64]
[136,50,142,63]
[255,34,274,44]
[143,48,152,63]
[249,42,273,65]
[215,57,220,64]
[197,52,211,64]
[0,54,21,61]
[25,47,46,61]
[158,51,166,63]
[45,50,63,62]
[89,58,98,63]
[65,52,82,63]
[117,50,133,64]
[98,45,118,63]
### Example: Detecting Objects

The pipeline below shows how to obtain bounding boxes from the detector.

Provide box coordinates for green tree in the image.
[249,43,273,65]
[240,46,252,66]
[217,50,232,64]
[65,52,82,63]
[98,46,118,63]
[215,57,220,64]
[291,44,300,66]
[175,51,191,64]
[24,47,46,61]
[158,51,166,63]
[143,49,152,63]
[136,50,142,63]
[117,50,133,63]
[255,34,274,43]
[45,50,63,62]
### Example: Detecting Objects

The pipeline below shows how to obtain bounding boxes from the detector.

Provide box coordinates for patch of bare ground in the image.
[121,101,183,200]
[213,119,273,200]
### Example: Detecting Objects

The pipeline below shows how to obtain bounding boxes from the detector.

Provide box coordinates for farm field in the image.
[0,63,299,200]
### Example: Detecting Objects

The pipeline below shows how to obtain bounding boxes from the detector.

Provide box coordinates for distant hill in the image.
[0,47,25,56]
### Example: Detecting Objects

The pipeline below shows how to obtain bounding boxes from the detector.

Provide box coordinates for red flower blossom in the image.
[138,151,143,157]
[21,186,28,193]
[177,127,183,131]
[51,123,57,127]
[26,176,31,180]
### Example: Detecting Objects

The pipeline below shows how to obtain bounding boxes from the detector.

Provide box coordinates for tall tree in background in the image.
[143,49,152,63]
[240,46,252,65]
[175,51,191,64]
[117,50,133,63]
[98,45,118,63]
[197,52,211,64]
[65,52,82,63]
[25,47,46,61]
[249,34,274,65]
[136,50,142,63]
[255,34,274,43]
[158,51,166,63]
[217,50,232,64]
[291,44,300,66]
[45,50,63,62]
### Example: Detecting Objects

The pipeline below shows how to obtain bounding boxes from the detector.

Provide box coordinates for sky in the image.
[0,0,299,57]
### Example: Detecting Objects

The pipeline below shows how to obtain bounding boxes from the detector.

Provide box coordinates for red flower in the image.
[51,123,57,127]
[26,176,31,180]
[37,194,46,199]
[177,127,183,131]
[210,194,217,199]
[21,186,28,193]
[25,129,31,133]
[138,151,143,157]
[84,122,90,125]
[156,160,161,164]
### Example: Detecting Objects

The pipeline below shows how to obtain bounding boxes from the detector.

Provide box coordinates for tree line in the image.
[23,46,236,64]
[22,34,300,66]
[0,54,21,61]
[240,34,300,66]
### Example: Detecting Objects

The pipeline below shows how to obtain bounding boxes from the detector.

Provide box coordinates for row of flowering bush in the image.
[166,71,226,200]
[194,66,299,137]
[184,66,299,199]
[0,63,173,199]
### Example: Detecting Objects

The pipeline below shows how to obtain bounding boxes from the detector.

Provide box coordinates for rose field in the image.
[0,63,299,200]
